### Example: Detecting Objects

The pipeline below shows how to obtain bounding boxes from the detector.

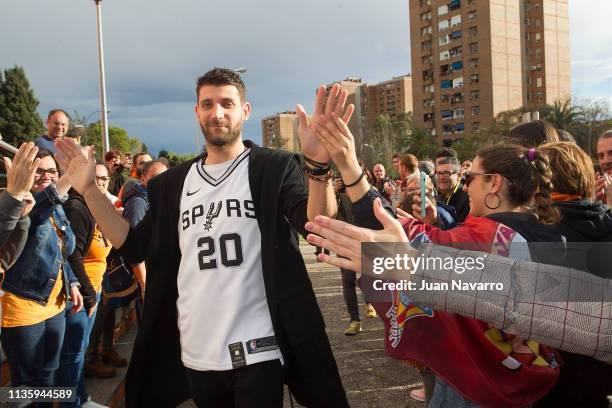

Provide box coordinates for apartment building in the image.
[409,0,570,145]
[325,75,413,143]
[261,111,301,152]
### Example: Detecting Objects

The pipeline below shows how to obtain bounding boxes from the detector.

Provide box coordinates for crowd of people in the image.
[0,67,611,408]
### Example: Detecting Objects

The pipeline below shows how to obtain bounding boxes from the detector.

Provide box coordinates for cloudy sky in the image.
[1,1,610,155]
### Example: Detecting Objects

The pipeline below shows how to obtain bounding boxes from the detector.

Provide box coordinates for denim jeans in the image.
[429,377,482,408]
[0,310,66,387]
[57,294,100,407]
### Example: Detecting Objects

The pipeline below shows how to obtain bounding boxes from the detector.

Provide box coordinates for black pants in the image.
[185,359,284,408]
[340,269,360,322]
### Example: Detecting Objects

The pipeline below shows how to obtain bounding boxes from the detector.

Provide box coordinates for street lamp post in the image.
[94,0,110,154]
[81,109,110,145]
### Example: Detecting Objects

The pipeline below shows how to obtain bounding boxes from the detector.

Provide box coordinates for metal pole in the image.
[94,0,110,154]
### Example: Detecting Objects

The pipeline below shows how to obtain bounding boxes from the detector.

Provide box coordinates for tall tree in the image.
[0,66,44,144]
[539,98,578,132]
[85,122,144,158]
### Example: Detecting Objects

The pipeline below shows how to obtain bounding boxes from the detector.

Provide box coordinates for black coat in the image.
[119,141,348,407]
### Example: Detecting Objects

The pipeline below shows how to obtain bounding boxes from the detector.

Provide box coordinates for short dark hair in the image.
[142,159,169,178]
[435,147,458,160]
[392,153,401,160]
[399,154,419,174]
[104,149,121,162]
[65,127,84,140]
[507,120,560,147]
[196,68,246,101]
[437,157,460,173]
[36,149,59,169]
[47,109,70,120]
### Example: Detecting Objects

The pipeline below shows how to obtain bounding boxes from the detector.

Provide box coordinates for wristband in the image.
[344,170,365,188]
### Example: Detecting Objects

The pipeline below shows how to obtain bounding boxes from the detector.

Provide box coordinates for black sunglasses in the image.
[464,172,512,187]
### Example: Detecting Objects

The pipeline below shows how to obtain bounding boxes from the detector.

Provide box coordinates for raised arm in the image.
[297,84,355,221]
[55,139,130,248]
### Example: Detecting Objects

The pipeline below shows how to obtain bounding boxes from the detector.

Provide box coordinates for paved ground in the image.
[87,243,425,407]
[296,244,423,408]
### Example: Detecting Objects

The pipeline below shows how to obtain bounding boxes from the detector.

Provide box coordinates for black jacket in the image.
[63,190,99,312]
[535,201,612,408]
[553,200,612,278]
[119,141,347,407]
[437,182,470,223]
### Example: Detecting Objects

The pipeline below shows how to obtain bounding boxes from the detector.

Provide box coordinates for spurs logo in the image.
[203,201,222,231]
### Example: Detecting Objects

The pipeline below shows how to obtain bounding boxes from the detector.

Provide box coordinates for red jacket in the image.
[371,215,561,408]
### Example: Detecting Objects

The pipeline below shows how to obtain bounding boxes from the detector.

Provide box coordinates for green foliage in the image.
[158,149,169,158]
[84,122,144,159]
[162,151,198,166]
[0,66,44,144]
[141,143,149,153]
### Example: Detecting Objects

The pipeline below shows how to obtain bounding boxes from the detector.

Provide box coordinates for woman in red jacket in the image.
[307,112,565,408]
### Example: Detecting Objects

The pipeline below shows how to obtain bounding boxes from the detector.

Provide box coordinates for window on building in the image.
[450,15,462,26]
[524,17,530,26]
[470,74,479,84]
[423,69,433,81]
[526,76,532,86]
[471,106,480,116]
[420,0,431,6]
[441,79,453,89]
[439,19,450,31]
[469,42,479,53]
[424,113,434,122]
[452,60,463,70]
[455,123,465,132]
[454,108,465,119]
[449,0,461,11]
[453,77,464,88]
[451,30,462,40]
[438,5,448,15]
[468,26,477,38]
[450,46,462,57]
[440,50,450,60]
[468,0,476,5]
[443,124,453,134]
[467,11,476,21]
[469,58,478,68]
[472,122,480,131]
[535,18,540,27]
[535,32,541,42]
[422,40,432,51]
[421,11,432,21]
[536,77,543,87]
[422,55,433,64]
[524,1,532,12]
[525,32,531,41]
[441,94,450,103]
[442,110,453,120]
[535,48,542,58]
[439,35,450,46]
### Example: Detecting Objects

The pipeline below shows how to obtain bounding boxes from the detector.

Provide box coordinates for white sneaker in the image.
[82,397,109,408]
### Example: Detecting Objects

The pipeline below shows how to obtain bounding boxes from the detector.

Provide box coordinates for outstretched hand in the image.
[4,142,40,201]
[305,198,408,272]
[296,84,354,163]
[55,138,97,196]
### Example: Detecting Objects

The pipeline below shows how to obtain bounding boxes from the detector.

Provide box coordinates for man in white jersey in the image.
[55,68,352,407]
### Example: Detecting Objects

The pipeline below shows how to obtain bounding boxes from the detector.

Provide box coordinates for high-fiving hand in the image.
[55,138,97,196]
[4,142,40,201]
[296,84,354,164]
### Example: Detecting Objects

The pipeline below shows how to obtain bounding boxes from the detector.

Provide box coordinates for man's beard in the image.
[201,119,242,147]
[602,162,612,176]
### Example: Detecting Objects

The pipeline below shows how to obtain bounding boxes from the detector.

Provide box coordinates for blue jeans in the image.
[429,377,482,408]
[57,294,100,407]
[0,310,66,387]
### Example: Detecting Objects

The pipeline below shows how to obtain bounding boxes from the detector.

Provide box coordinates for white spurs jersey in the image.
[177,148,281,371]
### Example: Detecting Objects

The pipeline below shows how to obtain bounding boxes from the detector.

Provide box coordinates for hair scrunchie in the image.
[527,148,537,162]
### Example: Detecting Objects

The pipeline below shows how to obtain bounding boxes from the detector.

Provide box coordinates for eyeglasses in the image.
[464,172,512,187]
[434,170,458,178]
[96,176,110,182]
[35,168,58,177]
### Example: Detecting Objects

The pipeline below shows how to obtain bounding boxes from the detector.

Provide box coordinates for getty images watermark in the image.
[360,242,507,301]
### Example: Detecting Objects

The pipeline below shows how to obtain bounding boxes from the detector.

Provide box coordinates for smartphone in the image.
[420,172,427,218]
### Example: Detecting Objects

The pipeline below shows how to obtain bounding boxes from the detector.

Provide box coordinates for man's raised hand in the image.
[296,84,354,163]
